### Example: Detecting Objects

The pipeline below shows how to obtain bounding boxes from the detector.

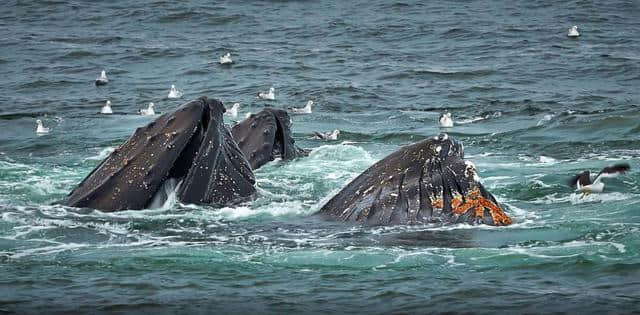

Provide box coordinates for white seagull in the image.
[219,52,233,65]
[567,25,580,37]
[36,119,49,134]
[226,103,240,118]
[100,100,113,114]
[139,102,156,116]
[258,87,276,100]
[95,70,108,86]
[439,112,454,128]
[167,84,183,99]
[569,163,630,198]
[313,129,340,141]
[291,100,313,114]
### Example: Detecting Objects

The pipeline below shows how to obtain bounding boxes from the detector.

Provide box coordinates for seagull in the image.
[439,112,453,128]
[567,25,580,37]
[226,103,240,118]
[100,100,113,114]
[258,87,275,100]
[219,52,233,65]
[139,102,156,116]
[95,70,108,86]
[245,112,252,119]
[36,119,49,134]
[313,129,340,141]
[568,163,630,198]
[291,100,313,114]
[167,84,183,99]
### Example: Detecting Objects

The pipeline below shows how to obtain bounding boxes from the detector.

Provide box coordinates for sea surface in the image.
[1,0,639,313]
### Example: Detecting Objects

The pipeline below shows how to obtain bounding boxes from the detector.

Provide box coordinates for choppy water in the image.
[1,0,640,313]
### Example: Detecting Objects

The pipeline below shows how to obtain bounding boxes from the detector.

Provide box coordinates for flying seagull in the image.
[568,163,630,197]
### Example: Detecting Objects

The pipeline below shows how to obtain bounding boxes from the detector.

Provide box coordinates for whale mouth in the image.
[147,178,183,209]
[271,114,287,159]
[146,106,213,208]
[63,96,256,212]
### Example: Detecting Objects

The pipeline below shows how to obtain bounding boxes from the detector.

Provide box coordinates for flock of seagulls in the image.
[41,35,633,198]
[38,61,319,137]
[38,69,187,132]
[95,79,181,116]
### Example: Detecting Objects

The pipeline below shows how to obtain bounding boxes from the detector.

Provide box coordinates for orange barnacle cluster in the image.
[463,188,512,226]
[479,197,512,226]
[429,188,513,226]
[431,198,443,209]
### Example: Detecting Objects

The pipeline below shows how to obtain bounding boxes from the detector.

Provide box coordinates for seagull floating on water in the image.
[313,129,340,141]
[139,102,156,116]
[567,25,580,37]
[36,119,49,134]
[439,112,454,128]
[226,103,240,118]
[100,100,113,114]
[258,87,275,100]
[95,70,108,86]
[167,85,183,99]
[569,163,630,198]
[219,52,233,65]
[291,100,313,114]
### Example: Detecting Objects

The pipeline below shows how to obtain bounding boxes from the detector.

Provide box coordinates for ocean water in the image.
[1,0,639,313]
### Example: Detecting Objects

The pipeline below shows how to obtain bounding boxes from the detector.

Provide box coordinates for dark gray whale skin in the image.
[315,134,513,227]
[231,108,307,170]
[62,96,256,212]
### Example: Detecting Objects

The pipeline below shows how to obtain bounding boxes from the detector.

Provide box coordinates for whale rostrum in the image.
[231,108,308,170]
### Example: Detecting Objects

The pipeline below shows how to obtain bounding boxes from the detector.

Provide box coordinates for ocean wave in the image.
[456,111,502,124]
[83,147,116,161]
[50,36,124,45]
[18,79,80,90]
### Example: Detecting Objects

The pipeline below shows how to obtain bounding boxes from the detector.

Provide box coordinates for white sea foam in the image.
[456,111,502,125]
[84,147,115,161]
[569,192,634,204]
[538,155,557,164]
[215,200,308,220]
[536,114,554,126]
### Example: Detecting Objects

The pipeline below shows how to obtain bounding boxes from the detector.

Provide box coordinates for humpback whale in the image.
[231,108,308,170]
[315,134,512,226]
[63,96,256,212]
